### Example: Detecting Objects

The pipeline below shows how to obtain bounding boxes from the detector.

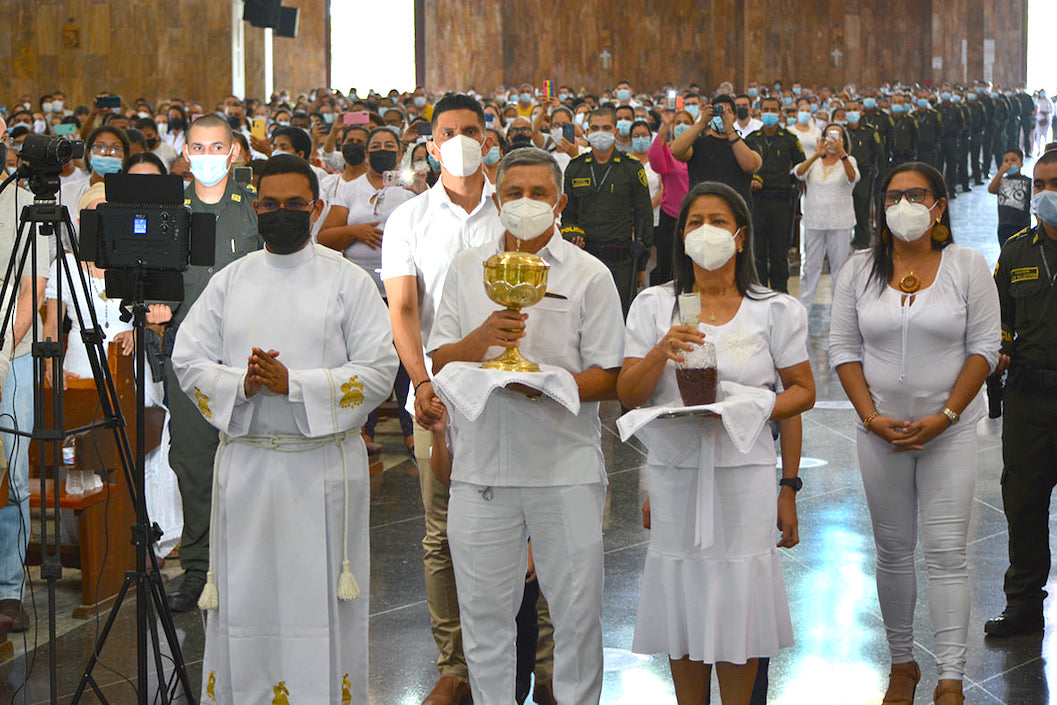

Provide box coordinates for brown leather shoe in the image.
[934,680,964,705]
[422,675,471,705]
[533,679,557,705]
[882,660,921,704]
[0,599,28,633]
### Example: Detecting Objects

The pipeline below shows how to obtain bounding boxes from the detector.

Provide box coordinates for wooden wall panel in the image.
[424,0,1028,95]
[272,0,329,97]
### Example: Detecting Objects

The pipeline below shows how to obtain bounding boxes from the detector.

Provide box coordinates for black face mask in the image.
[736,106,749,120]
[169,117,185,132]
[368,149,397,174]
[258,208,313,255]
[145,138,160,150]
[342,143,366,166]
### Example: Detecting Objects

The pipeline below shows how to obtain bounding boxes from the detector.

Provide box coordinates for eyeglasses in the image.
[90,144,124,157]
[508,127,532,136]
[883,188,936,207]
[257,198,316,213]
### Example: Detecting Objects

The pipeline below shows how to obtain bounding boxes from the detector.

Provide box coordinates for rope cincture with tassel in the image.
[200,430,360,612]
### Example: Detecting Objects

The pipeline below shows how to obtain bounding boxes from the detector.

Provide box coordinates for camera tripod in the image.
[0,175,195,704]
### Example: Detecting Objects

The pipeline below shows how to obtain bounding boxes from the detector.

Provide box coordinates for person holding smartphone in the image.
[794,124,859,316]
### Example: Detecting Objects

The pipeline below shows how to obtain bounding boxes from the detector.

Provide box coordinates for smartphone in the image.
[233,166,253,186]
[96,95,121,109]
[382,169,416,188]
[415,122,432,137]
[543,80,553,102]
[676,95,684,111]
[251,117,266,141]
[667,90,677,111]
[485,114,495,126]
[562,123,575,143]
[344,111,369,126]
[54,123,77,137]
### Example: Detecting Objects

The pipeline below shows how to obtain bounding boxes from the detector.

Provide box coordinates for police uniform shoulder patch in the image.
[184,198,192,206]
[874,133,881,143]
[638,168,648,187]
[1010,266,1039,283]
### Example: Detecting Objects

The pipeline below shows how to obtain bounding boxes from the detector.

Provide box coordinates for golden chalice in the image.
[481,251,550,372]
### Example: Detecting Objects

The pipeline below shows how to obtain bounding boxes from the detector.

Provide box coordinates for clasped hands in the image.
[243,347,289,397]
[870,413,950,452]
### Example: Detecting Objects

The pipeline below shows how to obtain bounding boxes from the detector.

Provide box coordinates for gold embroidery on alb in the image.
[206,671,217,701]
[271,681,291,704]
[342,673,352,703]
[340,377,365,409]
[194,387,213,420]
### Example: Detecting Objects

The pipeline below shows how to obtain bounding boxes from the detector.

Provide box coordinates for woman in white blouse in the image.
[830,163,1000,705]
[618,182,815,704]
[795,123,859,316]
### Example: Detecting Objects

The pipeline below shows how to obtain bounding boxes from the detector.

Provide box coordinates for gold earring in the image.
[932,223,950,242]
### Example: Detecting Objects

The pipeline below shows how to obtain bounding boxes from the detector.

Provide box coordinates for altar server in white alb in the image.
[172,155,398,705]
[429,148,625,705]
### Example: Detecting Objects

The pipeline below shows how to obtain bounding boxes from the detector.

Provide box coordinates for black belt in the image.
[1008,366,1057,392]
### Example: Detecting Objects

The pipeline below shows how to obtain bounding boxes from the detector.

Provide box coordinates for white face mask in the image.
[499,197,556,241]
[885,200,935,242]
[438,134,483,177]
[684,224,738,271]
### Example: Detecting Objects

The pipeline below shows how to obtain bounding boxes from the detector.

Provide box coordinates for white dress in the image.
[625,284,808,664]
[172,244,398,705]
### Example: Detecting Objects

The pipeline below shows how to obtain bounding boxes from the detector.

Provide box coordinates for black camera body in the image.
[15,133,85,200]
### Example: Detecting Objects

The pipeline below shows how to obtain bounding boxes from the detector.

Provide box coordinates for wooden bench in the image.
[26,343,163,618]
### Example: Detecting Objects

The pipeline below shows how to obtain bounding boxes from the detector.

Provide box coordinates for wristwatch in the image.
[942,407,960,425]
[779,477,803,492]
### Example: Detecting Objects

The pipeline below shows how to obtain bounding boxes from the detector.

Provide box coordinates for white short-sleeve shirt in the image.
[428,233,626,486]
[333,174,415,292]
[624,284,808,468]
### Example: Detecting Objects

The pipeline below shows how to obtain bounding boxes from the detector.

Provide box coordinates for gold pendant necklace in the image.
[894,250,927,293]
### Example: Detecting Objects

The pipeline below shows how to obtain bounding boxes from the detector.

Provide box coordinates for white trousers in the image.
[798,228,851,312]
[857,425,977,680]
[448,482,605,705]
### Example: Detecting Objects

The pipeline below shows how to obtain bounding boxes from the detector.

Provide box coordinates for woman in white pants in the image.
[830,163,1000,705]
[795,123,858,316]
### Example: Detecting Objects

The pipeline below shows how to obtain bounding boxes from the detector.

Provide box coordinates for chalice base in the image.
[481,347,540,372]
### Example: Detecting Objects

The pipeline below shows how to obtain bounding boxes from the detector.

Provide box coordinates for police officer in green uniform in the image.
[936,87,964,198]
[991,88,1012,173]
[971,86,992,184]
[915,92,943,172]
[561,106,653,315]
[862,93,893,163]
[165,115,261,612]
[1006,88,1024,160]
[841,101,884,249]
[985,150,1057,638]
[953,91,973,193]
[888,94,918,170]
[744,95,805,292]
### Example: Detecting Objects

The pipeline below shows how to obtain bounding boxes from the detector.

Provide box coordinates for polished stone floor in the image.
[1,163,1053,704]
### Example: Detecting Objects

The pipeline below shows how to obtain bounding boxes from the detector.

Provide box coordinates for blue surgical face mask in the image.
[892,104,905,114]
[863,98,877,109]
[558,92,569,102]
[617,119,633,136]
[91,155,123,176]
[846,111,861,125]
[673,123,691,138]
[760,112,780,128]
[414,96,427,108]
[710,116,725,132]
[482,145,502,165]
[940,91,951,101]
[616,89,631,103]
[792,86,802,95]
[427,154,441,172]
[1007,165,1020,175]
[1033,190,1057,226]
[747,88,758,98]
[797,111,811,124]
[631,136,651,152]
[786,117,797,127]
[918,99,929,109]
[519,92,532,103]
[991,92,999,99]
[782,96,793,106]
[322,113,334,123]
[952,95,962,104]
[967,93,976,101]
[685,104,699,118]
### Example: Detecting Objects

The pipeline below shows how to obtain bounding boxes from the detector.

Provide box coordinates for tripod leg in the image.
[147,570,199,703]
[70,573,136,704]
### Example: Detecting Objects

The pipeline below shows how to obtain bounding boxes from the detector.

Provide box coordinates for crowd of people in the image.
[0,74,1054,705]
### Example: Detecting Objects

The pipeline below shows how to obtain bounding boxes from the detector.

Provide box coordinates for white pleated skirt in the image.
[632,463,793,665]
